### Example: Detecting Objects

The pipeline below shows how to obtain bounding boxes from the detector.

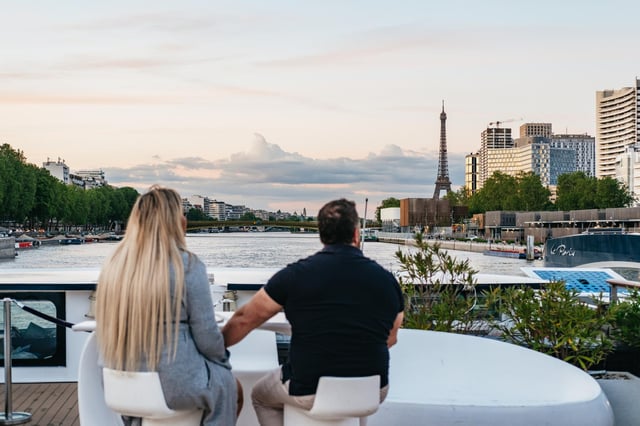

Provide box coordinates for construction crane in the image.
[488,117,523,128]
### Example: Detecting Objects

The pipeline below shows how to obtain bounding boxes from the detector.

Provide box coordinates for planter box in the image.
[595,371,640,426]
[594,347,640,376]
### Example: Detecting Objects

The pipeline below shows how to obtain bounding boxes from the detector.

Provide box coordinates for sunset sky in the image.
[2,1,639,214]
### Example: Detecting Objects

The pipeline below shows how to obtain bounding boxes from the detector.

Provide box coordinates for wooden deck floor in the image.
[0,382,79,425]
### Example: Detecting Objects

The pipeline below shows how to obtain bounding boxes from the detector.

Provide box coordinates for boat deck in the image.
[0,382,79,425]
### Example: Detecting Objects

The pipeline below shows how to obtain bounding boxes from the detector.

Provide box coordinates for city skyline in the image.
[2,1,639,213]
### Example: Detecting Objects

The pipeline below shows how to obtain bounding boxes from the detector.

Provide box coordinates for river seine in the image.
[3,233,536,276]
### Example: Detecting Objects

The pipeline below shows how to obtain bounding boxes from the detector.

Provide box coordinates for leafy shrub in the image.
[395,233,484,334]
[485,282,613,370]
[609,290,640,350]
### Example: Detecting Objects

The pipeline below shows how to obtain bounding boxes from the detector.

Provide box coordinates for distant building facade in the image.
[475,123,595,191]
[596,78,640,179]
[42,160,107,189]
[72,169,107,189]
[464,152,479,193]
[380,207,400,232]
[479,127,513,187]
[550,134,596,177]
[42,158,69,184]
[520,123,552,138]
[615,145,640,206]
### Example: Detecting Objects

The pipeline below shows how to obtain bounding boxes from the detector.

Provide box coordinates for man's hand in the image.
[222,288,283,348]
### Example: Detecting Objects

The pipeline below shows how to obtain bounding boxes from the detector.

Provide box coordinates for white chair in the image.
[77,332,124,426]
[284,375,381,426]
[102,368,204,426]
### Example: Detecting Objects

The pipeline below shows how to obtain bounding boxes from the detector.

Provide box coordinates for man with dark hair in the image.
[222,198,404,426]
[317,198,359,245]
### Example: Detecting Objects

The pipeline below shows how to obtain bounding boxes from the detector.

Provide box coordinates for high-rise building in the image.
[464,152,479,193]
[615,145,640,205]
[596,78,640,178]
[520,123,552,138]
[479,127,512,187]
[550,134,596,177]
[513,137,575,187]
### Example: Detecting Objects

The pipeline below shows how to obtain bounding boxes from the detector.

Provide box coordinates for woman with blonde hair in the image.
[96,185,237,425]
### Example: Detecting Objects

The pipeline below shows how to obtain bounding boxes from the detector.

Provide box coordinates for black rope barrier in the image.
[11,299,75,329]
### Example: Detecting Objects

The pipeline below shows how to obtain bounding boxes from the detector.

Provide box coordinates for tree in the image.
[595,177,634,208]
[375,197,401,222]
[555,172,633,210]
[186,208,210,221]
[0,144,36,222]
[28,167,63,230]
[444,187,471,207]
[555,172,596,211]
[467,172,553,213]
[468,172,519,213]
[515,172,552,211]
[240,212,256,221]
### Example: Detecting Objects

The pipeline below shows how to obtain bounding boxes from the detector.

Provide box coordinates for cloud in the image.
[256,23,452,68]
[58,55,218,71]
[62,12,222,33]
[0,92,187,105]
[105,134,465,212]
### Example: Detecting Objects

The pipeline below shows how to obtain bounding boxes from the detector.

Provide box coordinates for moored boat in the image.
[544,229,640,268]
[483,248,526,259]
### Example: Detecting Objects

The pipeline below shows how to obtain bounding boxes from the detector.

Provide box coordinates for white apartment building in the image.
[464,153,479,193]
[596,78,640,178]
[42,158,69,184]
[186,195,206,212]
[479,127,513,186]
[209,201,228,221]
[615,145,640,206]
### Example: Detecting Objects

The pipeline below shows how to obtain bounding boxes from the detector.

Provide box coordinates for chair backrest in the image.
[103,368,176,418]
[308,375,381,419]
[77,332,123,426]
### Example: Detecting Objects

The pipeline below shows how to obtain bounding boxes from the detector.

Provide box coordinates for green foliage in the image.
[443,187,471,207]
[485,282,613,370]
[517,172,553,211]
[468,171,551,214]
[240,212,257,221]
[0,142,139,230]
[395,233,483,334]
[556,172,634,210]
[375,197,400,222]
[609,290,640,350]
[186,208,211,221]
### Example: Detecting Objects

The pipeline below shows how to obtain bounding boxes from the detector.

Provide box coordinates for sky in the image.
[2,1,639,215]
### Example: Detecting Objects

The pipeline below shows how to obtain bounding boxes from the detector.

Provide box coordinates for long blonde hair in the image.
[96,185,187,371]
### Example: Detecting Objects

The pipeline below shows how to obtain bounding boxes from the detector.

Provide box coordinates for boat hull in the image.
[544,232,640,268]
[483,249,525,259]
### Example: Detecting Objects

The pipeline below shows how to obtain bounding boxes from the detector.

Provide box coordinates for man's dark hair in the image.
[317,198,359,245]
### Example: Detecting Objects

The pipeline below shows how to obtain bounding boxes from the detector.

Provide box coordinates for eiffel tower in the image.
[433,100,452,199]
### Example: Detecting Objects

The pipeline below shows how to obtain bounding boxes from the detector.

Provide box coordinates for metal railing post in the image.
[0,298,31,425]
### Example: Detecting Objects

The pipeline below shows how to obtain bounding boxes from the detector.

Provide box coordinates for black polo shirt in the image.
[264,244,404,396]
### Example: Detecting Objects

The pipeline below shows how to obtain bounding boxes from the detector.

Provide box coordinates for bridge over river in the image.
[186,220,318,233]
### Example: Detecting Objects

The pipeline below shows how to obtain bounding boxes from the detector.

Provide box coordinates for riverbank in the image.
[377,232,529,254]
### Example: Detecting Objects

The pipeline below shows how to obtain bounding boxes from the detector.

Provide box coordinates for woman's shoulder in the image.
[181,250,204,268]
